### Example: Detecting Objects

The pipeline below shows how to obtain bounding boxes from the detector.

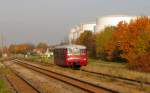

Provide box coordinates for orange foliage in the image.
[75,16,150,72]
[108,17,150,61]
[103,16,150,72]
[9,43,34,54]
[128,52,150,72]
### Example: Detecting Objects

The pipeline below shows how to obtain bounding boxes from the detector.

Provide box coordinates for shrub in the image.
[128,52,150,72]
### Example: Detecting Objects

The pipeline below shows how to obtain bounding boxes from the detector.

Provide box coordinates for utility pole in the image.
[1,33,4,57]
[1,33,7,57]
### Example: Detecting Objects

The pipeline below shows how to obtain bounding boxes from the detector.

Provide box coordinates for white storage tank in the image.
[95,15,136,32]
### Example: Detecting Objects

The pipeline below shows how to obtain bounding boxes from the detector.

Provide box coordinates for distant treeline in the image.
[0,42,49,55]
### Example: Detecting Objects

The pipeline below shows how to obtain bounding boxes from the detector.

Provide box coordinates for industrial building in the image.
[95,15,136,32]
[69,15,139,42]
[69,23,96,42]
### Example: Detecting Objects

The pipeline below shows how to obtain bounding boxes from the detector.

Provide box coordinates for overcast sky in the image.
[0,0,150,45]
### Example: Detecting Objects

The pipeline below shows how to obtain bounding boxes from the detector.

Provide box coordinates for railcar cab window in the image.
[68,48,73,56]
[73,48,80,55]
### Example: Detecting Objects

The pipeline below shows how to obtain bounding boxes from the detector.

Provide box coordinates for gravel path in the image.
[4,61,88,93]
[21,60,149,93]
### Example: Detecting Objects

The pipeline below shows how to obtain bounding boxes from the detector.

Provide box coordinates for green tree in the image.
[96,26,114,53]
[95,26,114,59]
[75,31,96,57]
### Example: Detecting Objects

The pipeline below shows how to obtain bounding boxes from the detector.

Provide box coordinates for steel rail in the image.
[81,69,150,86]
[13,60,120,93]
[3,63,41,93]
[14,58,150,86]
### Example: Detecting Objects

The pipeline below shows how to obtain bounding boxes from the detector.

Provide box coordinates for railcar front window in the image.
[73,48,80,55]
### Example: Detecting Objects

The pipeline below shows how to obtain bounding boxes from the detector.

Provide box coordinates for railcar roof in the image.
[54,44,86,49]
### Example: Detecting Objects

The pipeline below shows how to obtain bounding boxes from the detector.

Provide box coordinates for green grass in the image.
[0,62,12,93]
[0,78,10,93]
[19,55,54,63]
[88,59,127,68]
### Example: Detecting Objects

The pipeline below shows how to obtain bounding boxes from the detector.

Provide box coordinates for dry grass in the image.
[82,59,150,84]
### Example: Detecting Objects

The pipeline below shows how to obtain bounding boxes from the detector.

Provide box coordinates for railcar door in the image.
[54,49,58,65]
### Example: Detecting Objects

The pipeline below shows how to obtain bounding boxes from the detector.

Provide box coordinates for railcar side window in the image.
[81,49,86,55]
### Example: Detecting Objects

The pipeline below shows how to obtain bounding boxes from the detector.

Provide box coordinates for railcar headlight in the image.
[83,58,87,60]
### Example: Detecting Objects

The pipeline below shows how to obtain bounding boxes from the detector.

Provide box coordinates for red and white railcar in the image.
[54,44,87,68]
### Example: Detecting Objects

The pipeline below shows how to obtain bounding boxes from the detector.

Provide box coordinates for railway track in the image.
[12,59,120,93]
[81,69,150,86]
[14,58,150,86]
[3,63,41,93]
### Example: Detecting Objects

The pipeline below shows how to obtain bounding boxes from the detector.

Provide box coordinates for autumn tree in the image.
[36,42,48,49]
[72,16,150,72]
[9,43,35,54]
[102,16,150,72]
[9,44,16,54]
